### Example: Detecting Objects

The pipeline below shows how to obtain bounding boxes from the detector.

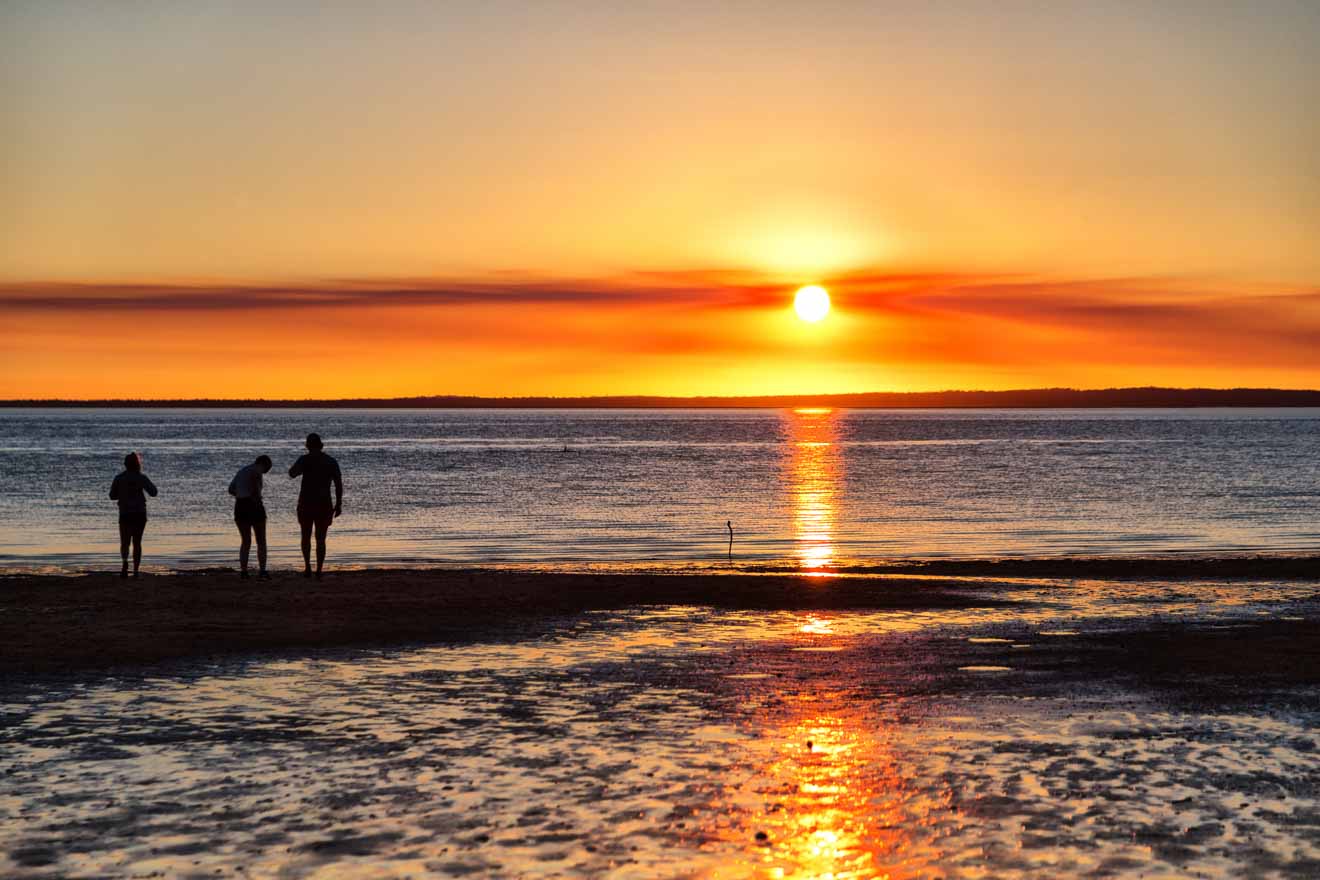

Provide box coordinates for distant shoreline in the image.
[4,387,1320,409]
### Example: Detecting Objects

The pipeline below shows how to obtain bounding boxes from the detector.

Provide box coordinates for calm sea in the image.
[0,407,1317,572]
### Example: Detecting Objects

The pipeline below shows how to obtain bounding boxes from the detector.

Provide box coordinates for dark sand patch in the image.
[825,554,1320,581]
[0,569,1009,673]
[6,556,1318,674]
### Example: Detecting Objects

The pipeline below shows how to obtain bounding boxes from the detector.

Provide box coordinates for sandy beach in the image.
[4,561,1320,878]
[2,557,1317,674]
[0,567,1004,673]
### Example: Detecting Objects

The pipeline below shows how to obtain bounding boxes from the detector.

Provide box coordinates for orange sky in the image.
[3,3,1318,397]
[4,272,1318,398]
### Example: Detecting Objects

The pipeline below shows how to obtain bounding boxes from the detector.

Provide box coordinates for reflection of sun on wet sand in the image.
[686,693,949,879]
[671,598,1320,880]
[754,707,933,879]
[686,611,950,879]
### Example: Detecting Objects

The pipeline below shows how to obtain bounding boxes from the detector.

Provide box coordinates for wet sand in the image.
[2,557,1318,674]
[2,586,1319,878]
[0,568,1012,674]
[832,554,1320,581]
[3,565,1320,877]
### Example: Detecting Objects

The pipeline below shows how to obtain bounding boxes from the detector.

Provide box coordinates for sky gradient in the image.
[3,1,1318,397]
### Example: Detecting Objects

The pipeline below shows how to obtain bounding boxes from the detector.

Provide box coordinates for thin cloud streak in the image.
[897,279,1320,356]
[0,280,701,312]
[4,272,1314,313]
[4,272,1318,360]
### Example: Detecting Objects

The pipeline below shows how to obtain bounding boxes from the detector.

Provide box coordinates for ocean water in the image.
[0,407,1318,571]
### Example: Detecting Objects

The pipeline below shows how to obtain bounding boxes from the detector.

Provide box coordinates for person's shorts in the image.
[297,501,335,530]
[118,511,147,532]
[234,498,267,528]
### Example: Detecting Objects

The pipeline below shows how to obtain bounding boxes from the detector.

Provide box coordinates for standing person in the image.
[109,452,158,578]
[289,433,342,579]
[229,454,273,579]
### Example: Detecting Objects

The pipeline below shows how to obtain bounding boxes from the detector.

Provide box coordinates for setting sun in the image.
[794,285,831,323]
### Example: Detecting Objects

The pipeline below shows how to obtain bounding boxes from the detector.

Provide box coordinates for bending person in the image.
[289,433,342,579]
[109,452,158,578]
[229,454,273,579]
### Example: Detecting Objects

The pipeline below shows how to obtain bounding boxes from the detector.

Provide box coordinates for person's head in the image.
[255,454,272,473]
[123,452,142,473]
[305,433,324,452]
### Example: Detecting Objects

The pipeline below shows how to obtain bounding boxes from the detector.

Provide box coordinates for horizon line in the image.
[5,386,1320,409]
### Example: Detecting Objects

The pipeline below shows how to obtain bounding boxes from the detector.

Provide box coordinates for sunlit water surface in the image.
[3,578,1318,878]
[2,407,1319,572]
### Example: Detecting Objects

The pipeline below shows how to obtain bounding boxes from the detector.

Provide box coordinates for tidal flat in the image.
[2,568,1319,878]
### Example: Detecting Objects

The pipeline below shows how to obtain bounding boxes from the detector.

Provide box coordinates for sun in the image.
[794,285,831,323]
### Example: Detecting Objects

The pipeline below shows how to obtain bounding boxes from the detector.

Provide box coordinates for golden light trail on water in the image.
[785,407,841,570]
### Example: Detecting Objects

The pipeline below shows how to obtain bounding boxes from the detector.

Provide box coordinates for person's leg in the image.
[238,520,252,575]
[118,519,131,577]
[314,521,329,576]
[299,510,313,576]
[131,519,145,574]
[254,518,268,575]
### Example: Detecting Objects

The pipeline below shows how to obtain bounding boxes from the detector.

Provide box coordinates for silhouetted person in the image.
[289,433,342,579]
[109,452,157,578]
[229,454,273,579]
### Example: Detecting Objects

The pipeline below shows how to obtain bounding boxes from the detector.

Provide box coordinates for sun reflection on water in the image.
[784,408,843,570]
[798,615,836,635]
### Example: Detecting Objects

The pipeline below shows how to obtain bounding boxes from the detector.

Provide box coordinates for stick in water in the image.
[726,520,733,562]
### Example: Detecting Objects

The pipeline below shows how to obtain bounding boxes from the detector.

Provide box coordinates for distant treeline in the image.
[5,387,1320,409]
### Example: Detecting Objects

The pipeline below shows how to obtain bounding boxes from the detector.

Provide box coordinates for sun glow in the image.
[794,285,831,323]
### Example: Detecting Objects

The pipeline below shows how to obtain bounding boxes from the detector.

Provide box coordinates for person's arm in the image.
[289,455,304,478]
[333,460,343,516]
[109,474,121,500]
[142,475,158,497]
[228,472,239,496]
